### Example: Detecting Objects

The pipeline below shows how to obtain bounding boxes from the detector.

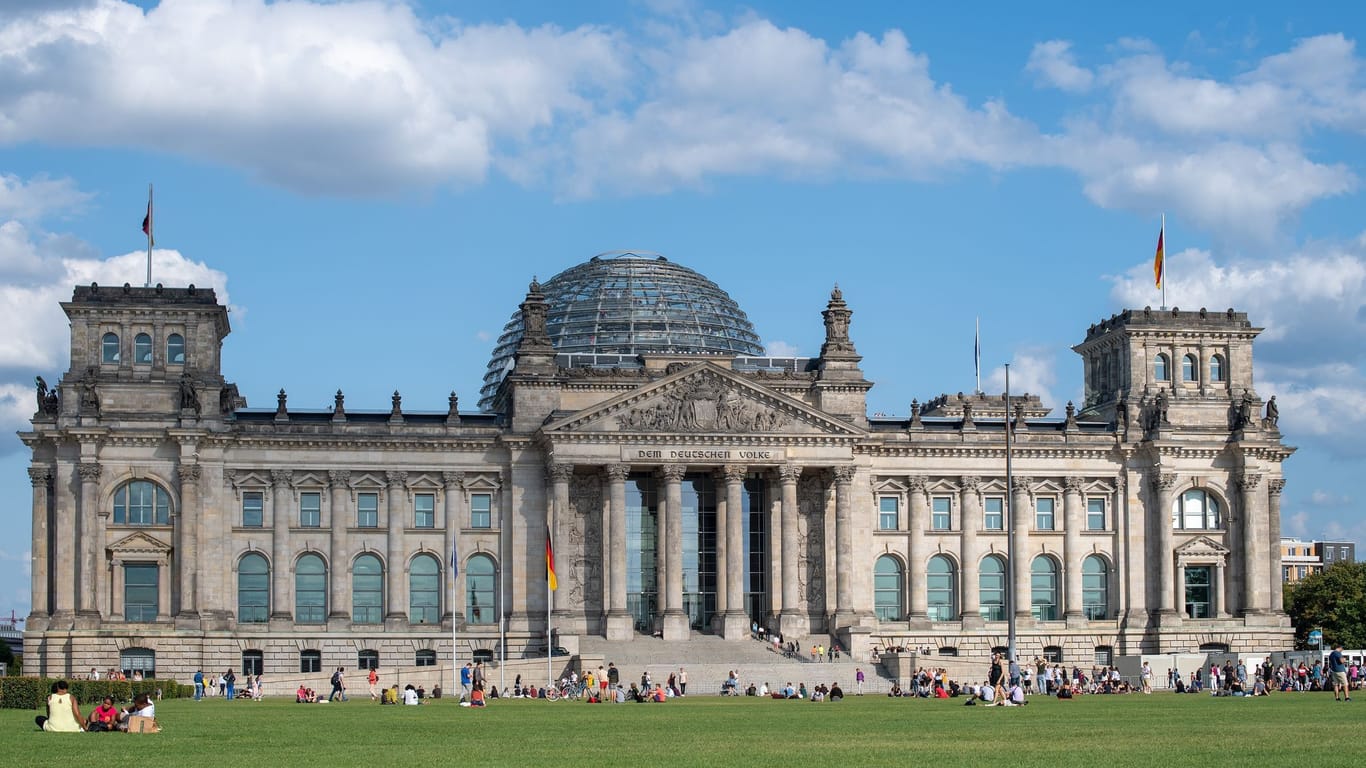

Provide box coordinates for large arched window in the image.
[1082,555,1109,619]
[979,555,1007,621]
[102,332,120,363]
[873,555,903,621]
[1154,354,1170,381]
[113,480,171,525]
[1031,556,1059,621]
[295,553,327,624]
[1209,355,1224,382]
[409,553,441,625]
[166,333,186,364]
[466,554,497,625]
[353,554,384,625]
[926,555,956,621]
[1182,354,1197,382]
[134,332,153,364]
[1172,488,1221,529]
[238,553,269,623]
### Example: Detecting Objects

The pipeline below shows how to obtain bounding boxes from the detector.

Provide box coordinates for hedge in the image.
[0,677,189,709]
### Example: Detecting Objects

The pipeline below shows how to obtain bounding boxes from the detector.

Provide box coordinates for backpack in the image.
[331,671,341,686]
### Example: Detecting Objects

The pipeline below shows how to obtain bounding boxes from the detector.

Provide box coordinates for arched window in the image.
[134,333,153,364]
[409,553,441,625]
[1082,555,1109,619]
[926,555,956,621]
[1031,556,1059,620]
[237,553,269,623]
[353,554,384,625]
[1209,355,1224,382]
[295,554,327,624]
[1172,488,1221,530]
[1182,354,1197,382]
[166,333,186,364]
[102,332,120,363]
[1154,354,1170,381]
[466,554,497,625]
[873,555,903,621]
[415,649,437,667]
[979,555,1007,621]
[120,647,156,679]
[113,480,171,525]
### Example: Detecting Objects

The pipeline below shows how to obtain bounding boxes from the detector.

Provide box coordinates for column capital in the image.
[722,464,747,484]
[1063,476,1084,493]
[604,464,630,482]
[1010,475,1033,492]
[660,464,687,482]
[28,466,52,486]
[832,465,856,485]
[1152,472,1178,492]
[548,463,575,483]
[1236,472,1263,491]
[1268,477,1286,496]
[270,469,293,488]
[778,464,801,484]
[177,464,202,483]
[906,475,927,493]
[1115,473,1126,492]
[959,475,980,492]
[441,470,465,490]
[77,462,101,483]
[386,470,408,489]
[327,469,351,488]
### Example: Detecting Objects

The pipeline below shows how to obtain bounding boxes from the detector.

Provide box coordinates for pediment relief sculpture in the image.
[616,378,792,433]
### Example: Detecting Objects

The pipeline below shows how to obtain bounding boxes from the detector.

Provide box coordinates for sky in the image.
[1,0,1365,617]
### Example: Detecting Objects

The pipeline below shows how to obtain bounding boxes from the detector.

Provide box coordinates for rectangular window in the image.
[984,497,1004,531]
[1035,497,1056,531]
[931,497,951,530]
[124,563,159,622]
[1185,565,1212,617]
[470,493,492,529]
[878,497,899,530]
[299,491,321,528]
[357,492,379,528]
[415,493,435,529]
[242,491,264,527]
[300,650,321,674]
[1086,498,1105,530]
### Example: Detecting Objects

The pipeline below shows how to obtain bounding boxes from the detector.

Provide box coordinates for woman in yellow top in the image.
[36,680,86,732]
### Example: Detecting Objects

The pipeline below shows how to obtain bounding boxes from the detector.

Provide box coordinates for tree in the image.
[1285,561,1366,649]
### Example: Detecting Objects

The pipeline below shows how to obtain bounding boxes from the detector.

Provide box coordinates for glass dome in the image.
[479,251,764,409]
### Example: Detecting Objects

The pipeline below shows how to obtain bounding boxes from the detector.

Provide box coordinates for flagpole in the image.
[1160,213,1166,310]
[450,529,458,698]
[975,317,981,394]
[1005,363,1016,664]
[144,183,153,287]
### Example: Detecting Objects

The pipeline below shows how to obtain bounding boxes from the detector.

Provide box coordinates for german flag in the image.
[1153,225,1164,288]
[545,524,558,591]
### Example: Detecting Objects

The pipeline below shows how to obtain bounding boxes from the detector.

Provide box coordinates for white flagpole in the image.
[450,532,458,698]
[144,183,153,287]
[975,317,981,394]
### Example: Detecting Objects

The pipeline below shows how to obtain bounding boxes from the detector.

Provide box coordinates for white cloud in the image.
[1026,40,1094,92]
[983,348,1059,411]
[763,340,800,357]
[0,174,90,221]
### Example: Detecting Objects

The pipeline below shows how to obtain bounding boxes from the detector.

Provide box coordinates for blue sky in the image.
[1,0,1365,616]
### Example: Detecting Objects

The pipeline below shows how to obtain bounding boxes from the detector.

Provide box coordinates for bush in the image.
[0,677,185,709]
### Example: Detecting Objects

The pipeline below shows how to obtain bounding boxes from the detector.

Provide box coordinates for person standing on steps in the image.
[855,668,865,695]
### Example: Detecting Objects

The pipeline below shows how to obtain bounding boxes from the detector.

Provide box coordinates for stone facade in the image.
[21,280,1294,680]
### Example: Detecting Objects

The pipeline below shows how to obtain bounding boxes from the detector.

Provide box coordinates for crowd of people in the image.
[35,681,158,732]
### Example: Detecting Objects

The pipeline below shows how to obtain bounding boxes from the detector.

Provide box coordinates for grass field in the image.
[4,691,1362,767]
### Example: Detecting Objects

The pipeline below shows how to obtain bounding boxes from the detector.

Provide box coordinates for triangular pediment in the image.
[543,363,865,438]
[108,530,172,556]
[1175,535,1229,559]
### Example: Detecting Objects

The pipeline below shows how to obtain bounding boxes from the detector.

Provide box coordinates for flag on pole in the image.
[545,524,558,591]
[141,187,154,247]
[1153,224,1164,288]
[974,317,981,392]
[450,537,459,579]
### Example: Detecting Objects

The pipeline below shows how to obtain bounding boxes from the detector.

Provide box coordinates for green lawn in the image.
[3,692,1362,767]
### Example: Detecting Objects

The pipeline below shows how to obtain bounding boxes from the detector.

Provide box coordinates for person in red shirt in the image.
[368,668,379,701]
[89,697,119,731]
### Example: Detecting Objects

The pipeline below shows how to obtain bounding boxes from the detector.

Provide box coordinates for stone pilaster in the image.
[906,476,929,625]
[1268,478,1286,614]
[442,471,465,626]
[720,464,749,639]
[1153,472,1178,619]
[76,462,102,621]
[777,464,807,638]
[269,470,292,623]
[959,476,982,627]
[832,465,856,627]
[1010,476,1032,621]
[176,463,202,626]
[659,464,688,640]
[385,470,408,625]
[1063,476,1084,626]
[604,465,632,640]
[548,463,573,623]
[327,470,350,623]
[28,467,52,626]
[1238,472,1267,615]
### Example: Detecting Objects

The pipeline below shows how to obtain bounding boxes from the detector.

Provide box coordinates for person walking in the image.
[1141,662,1153,693]
[368,667,380,701]
[193,669,204,701]
[329,666,347,702]
[460,663,473,701]
[1329,644,1351,701]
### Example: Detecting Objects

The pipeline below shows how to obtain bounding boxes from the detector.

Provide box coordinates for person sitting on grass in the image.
[829,682,844,701]
[470,683,486,707]
[402,685,420,705]
[117,693,155,731]
[35,680,85,732]
[652,683,666,702]
[88,697,119,732]
[978,681,996,705]
[383,685,399,705]
[1056,681,1073,699]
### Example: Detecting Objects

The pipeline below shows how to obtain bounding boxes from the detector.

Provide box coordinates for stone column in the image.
[777,464,806,637]
[906,477,928,624]
[110,558,124,619]
[28,467,51,622]
[1063,476,1084,626]
[959,476,982,627]
[604,466,631,640]
[713,471,729,626]
[833,465,856,628]
[51,463,76,621]
[176,464,202,623]
[1238,472,1267,615]
[660,464,688,640]
[77,462,102,620]
[548,463,573,623]
[385,471,408,624]
[327,470,350,623]
[720,464,748,639]
[1268,479,1286,613]
[270,470,292,622]
[1153,472,1178,618]
[156,550,172,621]
[1010,476,1032,621]
[442,472,465,625]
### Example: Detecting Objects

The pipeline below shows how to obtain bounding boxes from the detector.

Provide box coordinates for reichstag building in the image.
[22,251,1294,679]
